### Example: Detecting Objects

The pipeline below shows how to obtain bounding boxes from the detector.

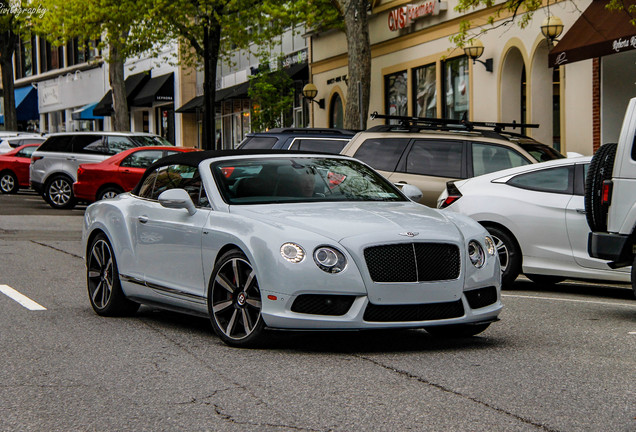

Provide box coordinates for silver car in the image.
[83,151,502,347]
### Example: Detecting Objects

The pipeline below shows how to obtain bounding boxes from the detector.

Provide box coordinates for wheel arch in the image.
[95,183,125,200]
[43,170,75,186]
[479,221,524,260]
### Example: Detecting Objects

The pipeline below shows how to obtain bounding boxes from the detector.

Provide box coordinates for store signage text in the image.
[388,1,447,32]
[612,36,636,52]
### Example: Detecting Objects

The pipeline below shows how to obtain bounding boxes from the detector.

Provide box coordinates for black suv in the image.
[30,132,172,209]
[237,128,356,154]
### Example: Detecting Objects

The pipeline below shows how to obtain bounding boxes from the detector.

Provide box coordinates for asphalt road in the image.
[0,191,634,431]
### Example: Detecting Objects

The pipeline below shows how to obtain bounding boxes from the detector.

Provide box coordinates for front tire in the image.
[425,323,491,338]
[87,233,139,316]
[485,225,521,288]
[208,249,265,347]
[44,175,77,209]
[0,171,18,194]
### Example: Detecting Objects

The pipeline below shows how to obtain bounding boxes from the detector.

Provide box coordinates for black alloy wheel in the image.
[45,175,77,209]
[0,171,18,194]
[87,233,139,316]
[208,249,265,347]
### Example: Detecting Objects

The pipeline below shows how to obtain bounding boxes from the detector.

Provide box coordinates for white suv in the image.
[586,97,636,296]
[30,132,172,209]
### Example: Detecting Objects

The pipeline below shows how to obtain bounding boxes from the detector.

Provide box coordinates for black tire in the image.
[44,175,77,209]
[87,233,139,316]
[485,225,521,289]
[0,170,18,194]
[97,185,124,201]
[526,274,566,286]
[425,323,491,338]
[208,249,265,348]
[585,143,617,232]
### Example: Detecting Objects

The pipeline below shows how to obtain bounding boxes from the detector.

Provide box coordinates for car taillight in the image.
[439,181,462,209]
[31,156,43,164]
[602,180,613,206]
[77,166,85,177]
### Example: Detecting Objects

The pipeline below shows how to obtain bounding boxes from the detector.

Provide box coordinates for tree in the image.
[33,0,166,131]
[248,60,294,131]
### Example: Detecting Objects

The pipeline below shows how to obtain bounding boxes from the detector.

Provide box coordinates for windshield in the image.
[212,157,406,204]
[519,142,565,162]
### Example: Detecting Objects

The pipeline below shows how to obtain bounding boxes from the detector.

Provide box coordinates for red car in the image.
[0,143,40,194]
[73,146,199,202]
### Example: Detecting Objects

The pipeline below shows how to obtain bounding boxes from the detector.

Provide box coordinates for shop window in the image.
[384,70,408,122]
[413,63,436,118]
[442,56,469,120]
[330,93,344,128]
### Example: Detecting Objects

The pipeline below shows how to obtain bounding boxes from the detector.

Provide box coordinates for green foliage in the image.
[248,61,294,131]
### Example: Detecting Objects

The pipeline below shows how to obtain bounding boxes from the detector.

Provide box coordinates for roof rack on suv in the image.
[368,112,538,135]
[263,128,355,135]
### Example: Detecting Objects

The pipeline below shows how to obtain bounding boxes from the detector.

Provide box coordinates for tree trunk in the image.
[335,0,371,130]
[0,29,18,131]
[109,42,130,131]
[203,20,221,150]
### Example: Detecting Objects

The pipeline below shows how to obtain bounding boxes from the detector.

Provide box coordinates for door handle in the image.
[576,209,586,214]
[66,156,76,161]
[138,215,149,224]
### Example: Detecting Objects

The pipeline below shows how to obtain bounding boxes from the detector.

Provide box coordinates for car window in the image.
[20,139,44,146]
[8,139,22,148]
[106,136,138,155]
[120,150,166,168]
[352,138,410,172]
[518,142,565,161]
[406,140,463,178]
[38,135,73,152]
[239,136,278,149]
[73,135,107,154]
[507,166,573,194]
[16,146,37,158]
[138,164,207,205]
[472,143,531,176]
[289,138,348,154]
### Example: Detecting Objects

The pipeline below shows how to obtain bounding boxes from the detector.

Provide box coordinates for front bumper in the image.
[588,232,633,268]
[73,181,96,202]
[30,180,43,195]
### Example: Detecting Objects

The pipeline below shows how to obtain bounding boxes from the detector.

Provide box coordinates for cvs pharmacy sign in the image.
[388,1,447,32]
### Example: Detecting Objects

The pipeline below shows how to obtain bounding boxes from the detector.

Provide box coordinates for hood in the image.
[230,201,461,242]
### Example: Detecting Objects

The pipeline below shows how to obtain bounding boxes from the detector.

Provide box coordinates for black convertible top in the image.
[133,149,345,195]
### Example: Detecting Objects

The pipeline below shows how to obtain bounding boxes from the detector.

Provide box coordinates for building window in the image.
[442,56,469,120]
[330,93,343,128]
[40,39,61,72]
[384,70,408,122]
[413,63,436,118]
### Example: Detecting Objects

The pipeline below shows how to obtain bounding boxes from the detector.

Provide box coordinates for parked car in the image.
[0,135,45,154]
[340,113,565,206]
[30,132,173,209]
[437,156,631,288]
[237,128,356,154]
[73,146,199,203]
[83,150,502,347]
[0,143,40,194]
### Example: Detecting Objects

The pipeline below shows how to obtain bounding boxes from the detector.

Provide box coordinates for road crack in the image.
[31,240,82,259]
[356,355,561,432]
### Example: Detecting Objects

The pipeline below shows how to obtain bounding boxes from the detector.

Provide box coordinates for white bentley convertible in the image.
[83,151,502,347]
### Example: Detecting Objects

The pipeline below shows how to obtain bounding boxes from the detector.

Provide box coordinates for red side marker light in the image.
[267,295,277,301]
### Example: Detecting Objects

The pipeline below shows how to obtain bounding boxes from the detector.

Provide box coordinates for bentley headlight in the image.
[484,236,496,256]
[313,246,347,273]
[280,243,305,263]
[468,240,486,268]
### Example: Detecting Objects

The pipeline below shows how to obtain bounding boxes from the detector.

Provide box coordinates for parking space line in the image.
[0,285,46,311]
[502,293,636,308]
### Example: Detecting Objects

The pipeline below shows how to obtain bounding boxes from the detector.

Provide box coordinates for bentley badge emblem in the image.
[399,232,419,237]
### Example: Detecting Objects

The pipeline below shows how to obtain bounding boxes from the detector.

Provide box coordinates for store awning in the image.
[549,0,636,67]
[93,71,150,116]
[176,81,250,113]
[284,62,308,80]
[132,73,174,106]
[0,85,39,125]
[71,102,103,121]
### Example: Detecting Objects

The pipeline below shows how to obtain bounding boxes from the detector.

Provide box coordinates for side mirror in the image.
[398,184,423,202]
[158,188,197,216]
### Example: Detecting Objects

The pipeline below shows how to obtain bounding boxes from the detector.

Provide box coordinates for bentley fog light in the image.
[484,236,496,256]
[468,240,486,268]
[280,243,305,263]
[313,246,347,273]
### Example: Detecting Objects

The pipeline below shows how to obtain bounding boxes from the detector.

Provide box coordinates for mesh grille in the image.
[465,286,497,309]
[291,294,356,316]
[364,243,460,283]
[363,300,464,322]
